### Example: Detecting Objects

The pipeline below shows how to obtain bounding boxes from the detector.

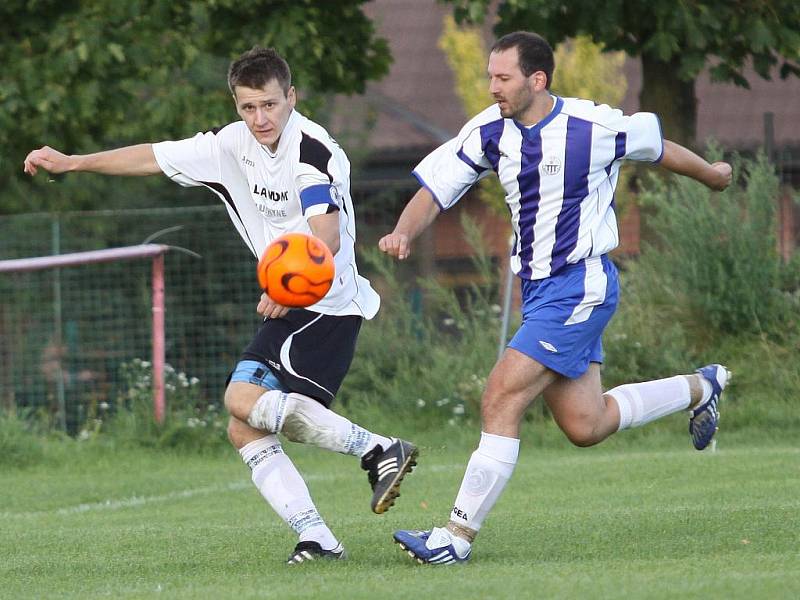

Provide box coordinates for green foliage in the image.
[444,0,800,84]
[602,261,696,389]
[442,0,800,143]
[341,215,502,428]
[637,149,797,336]
[0,410,45,468]
[438,15,492,118]
[0,0,391,212]
[103,358,228,451]
[551,36,627,105]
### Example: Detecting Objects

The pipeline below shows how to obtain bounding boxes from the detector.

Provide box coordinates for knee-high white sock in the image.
[247,390,391,457]
[450,432,519,533]
[239,436,339,550]
[608,375,691,431]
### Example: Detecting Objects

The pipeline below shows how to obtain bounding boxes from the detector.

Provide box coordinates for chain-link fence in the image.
[0,184,514,433]
[0,207,263,432]
[2,155,797,433]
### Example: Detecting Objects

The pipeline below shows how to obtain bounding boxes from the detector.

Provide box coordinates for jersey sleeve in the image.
[152,129,228,186]
[413,125,491,210]
[593,104,664,163]
[296,132,340,218]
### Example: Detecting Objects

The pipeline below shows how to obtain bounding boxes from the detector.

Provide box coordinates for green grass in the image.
[1,428,799,600]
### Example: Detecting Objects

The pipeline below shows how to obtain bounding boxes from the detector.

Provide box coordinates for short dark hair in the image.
[491,32,554,89]
[227,47,292,95]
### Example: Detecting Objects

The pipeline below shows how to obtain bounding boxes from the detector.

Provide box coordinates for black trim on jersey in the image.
[299,133,333,183]
[205,126,226,135]
[199,180,258,256]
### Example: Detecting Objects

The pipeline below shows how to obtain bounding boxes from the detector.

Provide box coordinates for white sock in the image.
[450,432,519,533]
[426,526,472,558]
[698,377,713,405]
[609,375,691,431]
[247,390,391,457]
[239,436,338,550]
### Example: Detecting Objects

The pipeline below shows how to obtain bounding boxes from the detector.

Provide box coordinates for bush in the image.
[638,149,797,337]
[341,216,503,429]
[603,259,696,387]
[102,358,228,452]
[0,410,45,468]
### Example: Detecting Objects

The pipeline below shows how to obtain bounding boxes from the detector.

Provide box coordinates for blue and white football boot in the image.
[690,364,731,450]
[393,527,471,565]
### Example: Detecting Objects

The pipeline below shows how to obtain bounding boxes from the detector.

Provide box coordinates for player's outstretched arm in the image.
[378,187,441,260]
[23,144,162,177]
[659,140,732,191]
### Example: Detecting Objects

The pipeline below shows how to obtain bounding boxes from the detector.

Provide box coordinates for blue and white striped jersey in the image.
[414,96,663,280]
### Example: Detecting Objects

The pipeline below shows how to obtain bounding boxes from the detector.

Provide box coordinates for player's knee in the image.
[226,416,248,449]
[223,385,240,416]
[562,421,604,447]
[223,384,256,421]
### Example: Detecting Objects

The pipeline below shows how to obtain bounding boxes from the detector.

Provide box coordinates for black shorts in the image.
[236,309,362,408]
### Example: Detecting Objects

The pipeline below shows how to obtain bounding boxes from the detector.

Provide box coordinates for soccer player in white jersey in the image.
[379,31,732,565]
[24,47,418,564]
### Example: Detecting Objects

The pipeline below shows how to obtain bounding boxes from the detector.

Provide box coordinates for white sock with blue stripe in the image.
[240,436,339,550]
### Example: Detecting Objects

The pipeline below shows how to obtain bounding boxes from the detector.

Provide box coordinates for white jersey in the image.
[414,96,663,280]
[152,110,379,318]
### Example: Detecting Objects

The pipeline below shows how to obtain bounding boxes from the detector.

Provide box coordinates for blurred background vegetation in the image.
[1,2,798,458]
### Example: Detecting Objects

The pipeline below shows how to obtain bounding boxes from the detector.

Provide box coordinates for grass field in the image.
[2,428,799,600]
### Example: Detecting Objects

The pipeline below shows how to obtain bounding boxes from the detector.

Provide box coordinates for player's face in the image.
[488,48,536,121]
[234,79,296,151]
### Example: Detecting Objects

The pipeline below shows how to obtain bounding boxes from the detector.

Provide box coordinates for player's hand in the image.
[23,146,75,176]
[707,161,732,191]
[257,292,290,320]
[378,232,411,260]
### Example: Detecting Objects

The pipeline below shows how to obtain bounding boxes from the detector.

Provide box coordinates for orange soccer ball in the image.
[257,233,335,307]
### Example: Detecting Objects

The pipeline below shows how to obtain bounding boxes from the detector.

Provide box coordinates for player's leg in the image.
[545,362,730,449]
[542,362,617,446]
[226,309,417,513]
[395,347,556,564]
[226,380,417,514]
[227,414,344,563]
[604,363,730,449]
[394,256,616,565]
[226,380,391,457]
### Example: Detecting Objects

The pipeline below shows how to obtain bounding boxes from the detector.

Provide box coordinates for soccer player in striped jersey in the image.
[24,47,418,565]
[380,31,732,565]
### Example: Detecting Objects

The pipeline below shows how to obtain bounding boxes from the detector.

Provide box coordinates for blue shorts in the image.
[508,255,619,379]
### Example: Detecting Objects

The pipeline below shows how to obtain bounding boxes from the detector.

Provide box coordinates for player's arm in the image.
[659,140,732,191]
[379,187,441,260]
[23,144,161,177]
[308,211,341,255]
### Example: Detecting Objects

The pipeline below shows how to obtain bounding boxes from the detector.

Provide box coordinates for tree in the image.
[441,0,800,147]
[0,0,390,213]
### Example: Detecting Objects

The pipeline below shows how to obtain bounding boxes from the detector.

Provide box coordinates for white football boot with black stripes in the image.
[360,438,418,514]
[286,541,346,565]
[393,527,471,565]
